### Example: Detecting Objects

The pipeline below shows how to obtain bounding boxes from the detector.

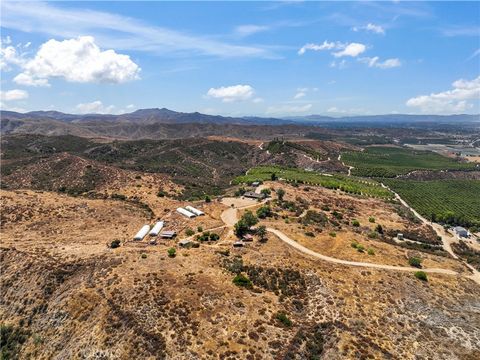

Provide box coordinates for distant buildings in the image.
[244,191,265,200]
[454,226,468,238]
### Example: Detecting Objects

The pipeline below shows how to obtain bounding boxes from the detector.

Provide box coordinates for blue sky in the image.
[1,1,479,117]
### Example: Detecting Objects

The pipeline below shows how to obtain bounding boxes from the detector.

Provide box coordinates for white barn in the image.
[133,225,150,241]
[177,207,196,218]
[149,221,164,236]
[185,205,205,216]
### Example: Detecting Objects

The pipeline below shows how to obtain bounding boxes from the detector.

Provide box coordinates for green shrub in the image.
[209,233,220,241]
[368,216,375,223]
[197,226,203,232]
[367,231,378,239]
[185,228,195,236]
[352,220,360,227]
[375,224,384,234]
[275,312,292,327]
[356,244,365,253]
[167,248,176,258]
[205,195,211,203]
[329,232,336,237]
[157,190,166,197]
[276,188,286,201]
[414,271,428,281]
[256,205,272,219]
[367,248,375,255]
[305,231,315,237]
[232,274,252,288]
[351,241,359,249]
[321,205,330,211]
[141,253,147,259]
[408,257,422,268]
[0,324,29,360]
[110,239,121,249]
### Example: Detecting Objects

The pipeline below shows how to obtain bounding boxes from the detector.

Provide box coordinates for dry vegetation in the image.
[1,184,479,359]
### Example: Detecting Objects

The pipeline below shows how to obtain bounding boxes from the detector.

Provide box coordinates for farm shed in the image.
[160,231,177,239]
[179,239,192,247]
[134,225,150,241]
[185,205,205,216]
[149,221,164,236]
[177,207,196,218]
[251,181,260,187]
[242,234,254,242]
[454,226,468,238]
[233,241,244,247]
[397,233,404,240]
[244,191,265,200]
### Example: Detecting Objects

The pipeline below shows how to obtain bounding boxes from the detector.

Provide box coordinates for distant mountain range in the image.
[1,108,478,139]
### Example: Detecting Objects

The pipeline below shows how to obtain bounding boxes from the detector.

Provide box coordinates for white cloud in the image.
[13,73,50,87]
[353,23,385,35]
[1,1,272,59]
[75,100,116,114]
[298,41,338,55]
[252,97,264,103]
[329,59,347,69]
[0,89,29,101]
[14,36,140,86]
[206,85,255,102]
[359,56,401,69]
[299,41,366,58]
[0,39,25,71]
[333,43,366,58]
[266,103,312,115]
[234,25,270,37]
[294,91,306,99]
[406,76,480,114]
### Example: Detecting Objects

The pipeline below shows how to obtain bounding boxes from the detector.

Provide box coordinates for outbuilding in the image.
[454,226,468,238]
[251,181,260,187]
[185,205,205,216]
[397,233,404,240]
[244,191,265,200]
[177,208,196,218]
[149,221,164,236]
[242,234,254,242]
[160,230,177,239]
[179,239,192,247]
[133,225,150,241]
[233,241,244,247]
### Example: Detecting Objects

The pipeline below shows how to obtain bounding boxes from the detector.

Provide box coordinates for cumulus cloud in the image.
[353,23,385,35]
[206,85,255,102]
[13,73,50,87]
[14,36,140,87]
[299,41,366,58]
[0,39,25,71]
[359,56,401,69]
[333,43,366,58]
[406,76,480,113]
[266,103,312,115]
[0,89,29,101]
[75,100,116,114]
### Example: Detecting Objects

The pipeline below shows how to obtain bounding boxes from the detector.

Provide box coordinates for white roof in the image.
[177,207,196,218]
[185,205,204,216]
[149,221,164,236]
[134,225,150,240]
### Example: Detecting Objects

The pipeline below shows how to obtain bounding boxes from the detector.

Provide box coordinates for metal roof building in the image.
[133,225,150,241]
[149,221,164,236]
[177,207,196,218]
[185,205,205,216]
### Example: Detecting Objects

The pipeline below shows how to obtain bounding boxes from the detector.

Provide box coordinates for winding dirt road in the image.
[217,194,480,284]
